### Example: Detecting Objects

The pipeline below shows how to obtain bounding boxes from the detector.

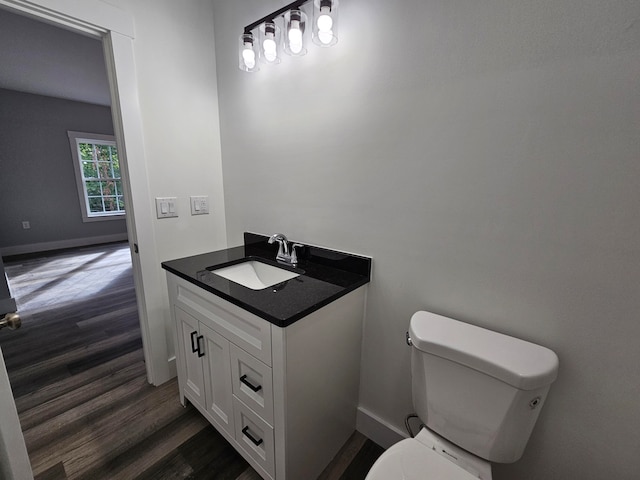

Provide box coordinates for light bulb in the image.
[316,4,334,45]
[263,36,277,62]
[317,11,333,33]
[318,30,333,45]
[288,21,303,54]
[242,44,256,69]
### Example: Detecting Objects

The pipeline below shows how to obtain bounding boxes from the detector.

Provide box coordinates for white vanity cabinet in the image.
[166,272,366,480]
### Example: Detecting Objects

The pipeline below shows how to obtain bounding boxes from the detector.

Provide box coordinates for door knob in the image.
[0,313,21,331]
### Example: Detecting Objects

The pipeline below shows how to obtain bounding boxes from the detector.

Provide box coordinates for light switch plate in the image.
[190,196,209,215]
[155,197,178,218]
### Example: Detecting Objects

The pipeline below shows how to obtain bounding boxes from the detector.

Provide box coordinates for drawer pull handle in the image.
[196,335,205,357]
[242,426,263,447]
[190,331,198,353]
[240,374,262,392]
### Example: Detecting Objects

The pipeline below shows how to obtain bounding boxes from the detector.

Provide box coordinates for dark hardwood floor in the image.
[1,242,383,479]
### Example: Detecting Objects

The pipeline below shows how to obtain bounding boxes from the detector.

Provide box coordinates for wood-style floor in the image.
[0,242,383,480]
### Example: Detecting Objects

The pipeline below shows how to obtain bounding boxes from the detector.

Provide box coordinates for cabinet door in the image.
[200,323,235,437]
[176,306,206,409]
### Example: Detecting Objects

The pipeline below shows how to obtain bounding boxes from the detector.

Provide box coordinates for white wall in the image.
[104,0,227,261]
[101,0,228,360]
[212,0,640,478]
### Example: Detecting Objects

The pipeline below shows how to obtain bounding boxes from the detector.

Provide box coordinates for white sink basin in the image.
[210,259,301,290]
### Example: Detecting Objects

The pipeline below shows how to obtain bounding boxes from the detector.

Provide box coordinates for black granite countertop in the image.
[161,233,371,327]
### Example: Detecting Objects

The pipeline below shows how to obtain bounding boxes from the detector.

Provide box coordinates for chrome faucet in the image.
[268,233,303,266]
[269,233,290,260]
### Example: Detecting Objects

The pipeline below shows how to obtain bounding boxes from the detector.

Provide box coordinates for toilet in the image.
[366,311,559,480]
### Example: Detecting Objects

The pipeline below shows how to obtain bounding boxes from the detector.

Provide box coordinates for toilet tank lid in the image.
[410,311,559,390]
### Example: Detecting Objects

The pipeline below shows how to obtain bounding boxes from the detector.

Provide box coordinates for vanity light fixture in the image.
[239,0,338,72]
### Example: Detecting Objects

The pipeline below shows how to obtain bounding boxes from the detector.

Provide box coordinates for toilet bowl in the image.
[365,311,558,480]
[366,428,491,480]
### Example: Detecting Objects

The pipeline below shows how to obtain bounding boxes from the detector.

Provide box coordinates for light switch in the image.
[190,196,209,215]
[155,197,178,218]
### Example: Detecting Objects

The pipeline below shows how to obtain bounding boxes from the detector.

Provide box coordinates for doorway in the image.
[0,2,171,478]
[0,5,140,406]
[0,0,170,386]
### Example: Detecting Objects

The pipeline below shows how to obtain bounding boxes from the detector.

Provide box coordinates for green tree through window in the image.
[68,131,125,222]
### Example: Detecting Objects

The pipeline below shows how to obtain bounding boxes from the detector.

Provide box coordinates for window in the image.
[68,131,125,222]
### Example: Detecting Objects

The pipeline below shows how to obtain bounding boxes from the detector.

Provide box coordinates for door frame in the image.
[0,0,171,386]
[0,345,33,480]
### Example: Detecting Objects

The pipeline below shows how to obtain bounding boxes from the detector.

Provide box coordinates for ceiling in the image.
[0,7,111,106]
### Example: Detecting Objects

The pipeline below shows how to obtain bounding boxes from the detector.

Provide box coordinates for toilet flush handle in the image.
[406,331,413,346]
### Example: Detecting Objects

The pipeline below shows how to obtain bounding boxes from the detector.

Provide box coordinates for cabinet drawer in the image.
[171,275,272,365]
[234,397,275,478]
[230,344,274,426]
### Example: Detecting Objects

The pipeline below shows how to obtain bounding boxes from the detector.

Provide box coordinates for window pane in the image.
[97,162,111,179]
[96,145,111,161]
[79,143,94,161]
[101,180,116,196]
[103,196,118,212]
[115,180,123,196]
[117,196,125,210]
[112,157,121,178]
[85,181,101,196]
[82,161,98,179]
[88,197,104,213]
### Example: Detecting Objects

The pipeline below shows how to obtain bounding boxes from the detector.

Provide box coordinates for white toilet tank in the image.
[410,311,559,463]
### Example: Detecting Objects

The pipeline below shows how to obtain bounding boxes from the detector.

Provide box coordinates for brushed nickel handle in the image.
[0,312,21,331]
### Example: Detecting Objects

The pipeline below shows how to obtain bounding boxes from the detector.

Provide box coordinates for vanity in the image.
[161,233,371,480]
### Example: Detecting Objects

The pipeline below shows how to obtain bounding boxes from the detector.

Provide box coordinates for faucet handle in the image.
[290,243,304,265]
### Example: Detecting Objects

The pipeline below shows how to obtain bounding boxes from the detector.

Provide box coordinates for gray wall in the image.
[0,88,126,254]
[212,0,640,478]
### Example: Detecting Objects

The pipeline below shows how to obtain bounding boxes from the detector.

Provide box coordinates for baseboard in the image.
[0,233,128,257]
[356,406,407,449]
[167,355,177,380]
